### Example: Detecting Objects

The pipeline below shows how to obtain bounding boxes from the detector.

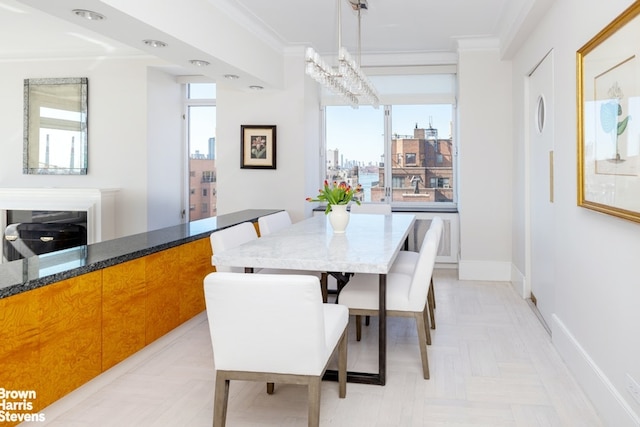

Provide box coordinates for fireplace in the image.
[0,188,118,263]
[4,210,88,261]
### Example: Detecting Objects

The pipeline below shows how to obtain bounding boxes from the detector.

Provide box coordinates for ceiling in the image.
[1,0,544,84]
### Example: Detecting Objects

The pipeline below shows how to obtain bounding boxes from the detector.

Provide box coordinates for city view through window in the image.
[185,83,456,221]
[187,84,217,222]
[325,104,455,204]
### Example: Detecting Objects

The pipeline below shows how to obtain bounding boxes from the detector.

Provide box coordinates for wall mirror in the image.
[23,77,88,175]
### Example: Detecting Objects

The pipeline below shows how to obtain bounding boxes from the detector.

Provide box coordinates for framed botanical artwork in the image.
[577,2,640,223]
[240,125,276,169]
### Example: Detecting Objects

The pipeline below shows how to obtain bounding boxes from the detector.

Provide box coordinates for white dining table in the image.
[211,212,416,386]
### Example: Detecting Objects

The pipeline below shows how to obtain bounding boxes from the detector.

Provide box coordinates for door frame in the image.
[524,49,555,329]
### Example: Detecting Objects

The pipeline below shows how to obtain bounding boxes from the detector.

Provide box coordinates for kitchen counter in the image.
[0,209,280,299]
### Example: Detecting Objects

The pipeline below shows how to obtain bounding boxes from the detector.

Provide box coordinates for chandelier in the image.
[305,0,379,108]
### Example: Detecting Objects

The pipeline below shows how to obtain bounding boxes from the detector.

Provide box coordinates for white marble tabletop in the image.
[212,213,416,274]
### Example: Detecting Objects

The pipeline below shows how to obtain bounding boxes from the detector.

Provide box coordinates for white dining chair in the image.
[210,222,260,272]
[338,226,439,379]
[348,202,392,323]
[349,203,392,214]
[390,216,443,332]
[204,272,348,427]
[257,210,292,236]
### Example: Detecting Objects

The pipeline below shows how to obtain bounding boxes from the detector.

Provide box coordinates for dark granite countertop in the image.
[0,209,280,299]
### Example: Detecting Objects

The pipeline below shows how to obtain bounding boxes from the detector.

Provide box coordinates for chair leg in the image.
[338,330,347,398]
[213,374,230,427]
[415,310,430,380]
[365,315,370,326]
[424,304,432,346]
[430,276,436,309]
[428,278,436,330]
[308,378,321,427]
[355,315,362,341]
[267,382,275,394]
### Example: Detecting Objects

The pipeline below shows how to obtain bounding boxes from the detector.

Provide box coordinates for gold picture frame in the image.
[577,2,640,223]
[240,125,276,169]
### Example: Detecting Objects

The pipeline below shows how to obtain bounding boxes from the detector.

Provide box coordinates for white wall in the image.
[146,67,183,231]
[457,47,514,281]
[511,0,640,424]
[0,57,179,238]
[216,49,320,223]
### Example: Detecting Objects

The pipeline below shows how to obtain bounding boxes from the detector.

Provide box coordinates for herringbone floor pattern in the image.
[22,269,603,427]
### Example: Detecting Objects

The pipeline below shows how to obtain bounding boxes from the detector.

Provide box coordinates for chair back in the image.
[407,227,439,311]
[204,272,329,375]
[210,222,258,272]
[349,203,391,214]
[257,211,292,236]
[429,216,444,253]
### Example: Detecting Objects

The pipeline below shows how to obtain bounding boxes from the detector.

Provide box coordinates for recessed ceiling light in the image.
[72,9,105,20]
[143,39,167,48]
[249,85,264,90]
[224,74,240,80]
[189,60,210,67]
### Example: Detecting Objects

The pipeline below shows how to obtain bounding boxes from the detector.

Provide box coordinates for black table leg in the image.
[323,273,386,386]
[378,273,386,385]
[321,272,328,303]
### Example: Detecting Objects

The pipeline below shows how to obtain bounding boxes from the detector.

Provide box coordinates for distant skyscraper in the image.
[327,149,339,168]
[208,137,216,160]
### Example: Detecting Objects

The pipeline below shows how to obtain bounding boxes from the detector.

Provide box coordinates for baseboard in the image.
[510,263,527,298]
[552,315,640,427]
[457,260,511,281]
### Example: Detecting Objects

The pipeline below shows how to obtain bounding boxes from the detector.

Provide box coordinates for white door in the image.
[529,51,555,330]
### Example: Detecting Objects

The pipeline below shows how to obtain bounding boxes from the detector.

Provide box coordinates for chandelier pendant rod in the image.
[357,4,362,66]
[337,0,342,60]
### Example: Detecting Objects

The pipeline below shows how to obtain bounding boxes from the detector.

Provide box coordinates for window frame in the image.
[182,81,217,222]
[322,102,457,210]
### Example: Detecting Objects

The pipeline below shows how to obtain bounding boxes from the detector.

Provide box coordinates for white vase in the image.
[328,204,350,233]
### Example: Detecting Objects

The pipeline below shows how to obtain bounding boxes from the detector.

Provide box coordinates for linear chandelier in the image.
[305,0,379,108]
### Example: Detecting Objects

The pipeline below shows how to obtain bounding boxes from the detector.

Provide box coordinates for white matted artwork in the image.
[578,2,640,222]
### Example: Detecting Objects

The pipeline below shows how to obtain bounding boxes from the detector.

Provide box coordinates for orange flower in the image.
[306,180,362,214]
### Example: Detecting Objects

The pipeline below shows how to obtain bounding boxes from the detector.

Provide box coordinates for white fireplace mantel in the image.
[0,188,119,245]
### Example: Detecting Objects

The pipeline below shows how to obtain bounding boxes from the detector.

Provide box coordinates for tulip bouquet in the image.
[306,180,362,214]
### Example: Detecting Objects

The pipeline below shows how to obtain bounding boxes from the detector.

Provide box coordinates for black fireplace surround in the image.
[3,210,88,261]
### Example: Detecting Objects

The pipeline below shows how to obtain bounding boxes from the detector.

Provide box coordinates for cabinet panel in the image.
[179,238,212,322]
[38,271,102,408]
[0,290,40,401]
[102,258,146,370]
[145,246,181,344]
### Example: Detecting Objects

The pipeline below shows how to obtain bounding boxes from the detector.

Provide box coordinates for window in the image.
[324,105,384,203]
[325,103,456,207]
[392,176,405,188]
[202,171,215,182]
[405,153,416,165]
[429,177,451,188]
[185,83,216,221]
[323,71,457,208]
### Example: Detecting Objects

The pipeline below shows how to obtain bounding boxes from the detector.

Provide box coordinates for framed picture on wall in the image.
[577,2,640,223]
[240,125,276,169]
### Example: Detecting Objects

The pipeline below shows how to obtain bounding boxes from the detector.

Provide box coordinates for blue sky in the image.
[326,104,453,165]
